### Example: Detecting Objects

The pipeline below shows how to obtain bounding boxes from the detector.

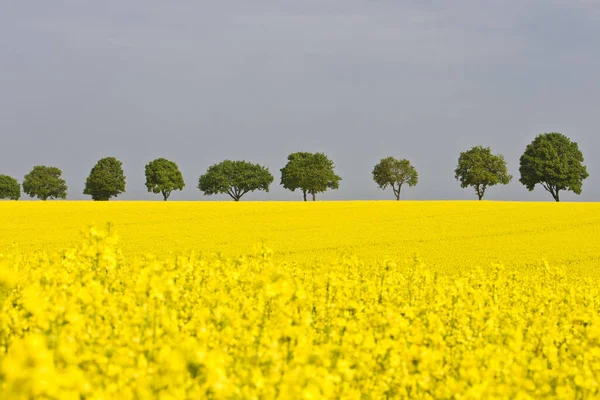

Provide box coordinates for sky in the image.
[1,0,599,201]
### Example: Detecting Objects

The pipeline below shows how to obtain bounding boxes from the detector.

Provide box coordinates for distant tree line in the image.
[0,133,590,202]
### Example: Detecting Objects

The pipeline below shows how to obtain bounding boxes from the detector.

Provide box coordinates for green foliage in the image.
[280,152,342,201]
[198,160,273,201]
[455,146,512,200]
[519,133,588,202]
[145,158,185,201]
[22,166,67,200]
[84,157,126,201]
[0,175,20,200]
[372,157,418,200]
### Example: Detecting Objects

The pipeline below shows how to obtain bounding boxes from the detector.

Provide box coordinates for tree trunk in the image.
[548,185,560,202]
[303,190,307,202]
[476,185,485,200]
[544,184,561,202]
[162,191,169,201]
[312,192,316,201]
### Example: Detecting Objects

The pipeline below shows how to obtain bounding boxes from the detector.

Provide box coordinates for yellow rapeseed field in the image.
[1,201,600,399]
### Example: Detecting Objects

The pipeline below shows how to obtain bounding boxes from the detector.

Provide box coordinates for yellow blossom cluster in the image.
[0,225,599,398]
[0,201,599,398]
[1,201,599,271]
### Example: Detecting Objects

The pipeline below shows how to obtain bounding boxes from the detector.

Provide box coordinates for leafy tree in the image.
[198,160,273,201]
[519,133,588,202]
[280,152,342,201]
[372,157,418,200]
[84,157,126,201]
[0,175,20,200]
[22,166,68,200]
[455,146,512,200]
[145,158,185,201]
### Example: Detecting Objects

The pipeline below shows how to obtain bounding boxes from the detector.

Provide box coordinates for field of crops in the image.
[1,201,600,398]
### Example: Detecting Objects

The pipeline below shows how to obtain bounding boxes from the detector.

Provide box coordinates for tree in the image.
[280,152,341,201]
[145,158,185,201]
[84,157,126,201]
[519,133,588,202]
[198,160,273,201]
[0,175,20,200]
[372,157,418,200]
[22,166,67,200]
[455,146,512,200]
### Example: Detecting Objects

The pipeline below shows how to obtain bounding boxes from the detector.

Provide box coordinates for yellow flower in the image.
[0,201,598,399]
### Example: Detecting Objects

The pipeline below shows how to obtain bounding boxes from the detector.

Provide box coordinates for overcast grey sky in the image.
[1,0,599,201]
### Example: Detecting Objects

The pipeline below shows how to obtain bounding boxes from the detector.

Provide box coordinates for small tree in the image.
[198,160,273,201]
[280,152,341,201]
[0,175,21,200]
[22,166,68,200]
[519,133,588,202]
[84,157,126,201]
[372,157,418,200]
[455,146,512,200]
[145,158,185,201]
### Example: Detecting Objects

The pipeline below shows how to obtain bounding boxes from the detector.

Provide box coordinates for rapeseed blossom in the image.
[0,202,599,398]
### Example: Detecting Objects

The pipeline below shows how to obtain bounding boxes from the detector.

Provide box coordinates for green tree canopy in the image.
[0,175,21,200]
[455,146,512,200]
[280,152,342,201]
[145,158,185,201]
[372,157,418,200]
[519,133,588,202]
[84,157,126,201]
[198,160,273,201]
[22,166,67,200]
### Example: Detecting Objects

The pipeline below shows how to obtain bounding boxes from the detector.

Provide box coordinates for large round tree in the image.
[198,160,273,201]
[145,158,185,201]
[455,146,512,200]
[280,152,341,201]
[372,157,418,200]
[0,175,21,200]
[84,157,126,201]
[22,166,68,200]
[519,133,588,202]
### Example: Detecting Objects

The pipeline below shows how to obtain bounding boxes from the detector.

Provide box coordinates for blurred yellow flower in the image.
[0,201,598,398]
